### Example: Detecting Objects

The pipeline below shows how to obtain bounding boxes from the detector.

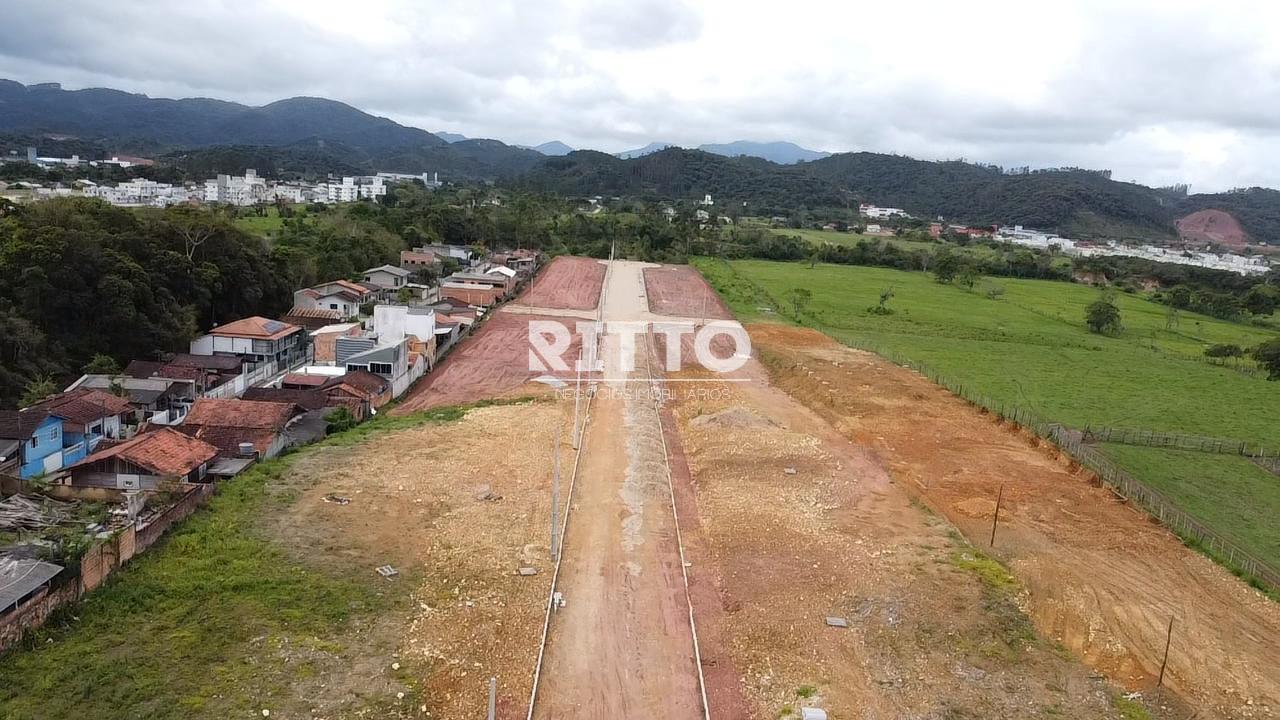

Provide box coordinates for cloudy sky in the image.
[3,0,1279,191]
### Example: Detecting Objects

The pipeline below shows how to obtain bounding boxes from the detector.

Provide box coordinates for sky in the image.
[3,0,1280,192]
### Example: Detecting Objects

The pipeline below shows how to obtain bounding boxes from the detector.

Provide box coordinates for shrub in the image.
[1204,343,1244,358]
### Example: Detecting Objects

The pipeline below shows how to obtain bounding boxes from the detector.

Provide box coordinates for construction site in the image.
[232,257,1276,719]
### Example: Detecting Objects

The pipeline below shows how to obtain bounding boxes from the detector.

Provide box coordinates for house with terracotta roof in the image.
[179,398,303,459]
[323,370,392,410]
[291,280,376,320]
[67,427,220,491]
[67,374,196,425]
[189,316,307,367]
[281,306,343,332]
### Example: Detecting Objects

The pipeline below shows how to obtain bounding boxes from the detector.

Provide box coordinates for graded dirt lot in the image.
[395,310,582,413]
[665,359,1147,720]
[643,264,733,319]
[514,256,606,311]
[267,402,571,720]
[744,323,1280,719]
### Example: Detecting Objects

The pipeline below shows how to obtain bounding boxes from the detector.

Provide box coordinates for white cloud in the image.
[1,0,1279,190]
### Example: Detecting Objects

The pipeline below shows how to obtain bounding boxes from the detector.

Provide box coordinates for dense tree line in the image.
[0,198,292,406]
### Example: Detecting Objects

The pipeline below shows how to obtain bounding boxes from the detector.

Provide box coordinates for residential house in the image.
[280,372,338,390]
[291,279,376,320]
[27,389,136,467]
[66,427,219,491]
[309,322,364,364]
[482,264,519,294]
[362,265,413,295]
[281,306,343,332]
[180,398,302,459]
[0,410,64,479]
[323,370,392,410]
[371,305,438,368]
[400,248,442,274]
[439,272,508,307]
[189,316,308,367]
[417,244,475,264]
[67,374,197,425]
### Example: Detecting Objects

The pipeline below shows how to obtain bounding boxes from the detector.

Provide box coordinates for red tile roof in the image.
[185,425,278,457]
[281,373,332,388]
[184,399,298,430]
[335,370,389,396]
[206,316,301,341]
[31,389,133,425]
[241,387,330,411]
[72,427,218,477]
[284,306,343,320]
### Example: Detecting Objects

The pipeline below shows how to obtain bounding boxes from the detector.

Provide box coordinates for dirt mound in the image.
[689,405,779,429]
[1176,209,1249,247]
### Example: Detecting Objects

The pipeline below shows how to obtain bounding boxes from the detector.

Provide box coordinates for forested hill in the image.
[0,80,545,180]
[515,148,1188,240]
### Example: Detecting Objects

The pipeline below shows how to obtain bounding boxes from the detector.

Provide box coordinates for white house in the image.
[363,265,412,292]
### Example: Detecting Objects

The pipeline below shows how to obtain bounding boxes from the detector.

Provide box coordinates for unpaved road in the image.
[532,260,706,719]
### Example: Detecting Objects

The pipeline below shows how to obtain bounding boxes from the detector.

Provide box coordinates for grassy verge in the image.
[0,404,473,719]
[1099,444,1280,573]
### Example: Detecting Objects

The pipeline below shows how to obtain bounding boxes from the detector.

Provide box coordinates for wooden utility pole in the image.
[990,483,1005,547]
[551,428,561,562]
[1157,616,1175,687]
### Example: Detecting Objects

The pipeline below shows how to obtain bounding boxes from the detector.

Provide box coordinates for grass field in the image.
[768,227,1074,270]
[0,406,470,720]
[695,257,1280,573]
[697,258,1279,442]
[1099,444,1280,566]
[233,206,293,238]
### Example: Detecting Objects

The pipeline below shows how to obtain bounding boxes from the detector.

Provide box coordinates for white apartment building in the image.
[204,169,268,206]
[84,178,192,207]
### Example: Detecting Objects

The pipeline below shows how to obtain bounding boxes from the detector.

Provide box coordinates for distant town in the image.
[0,146,442,206]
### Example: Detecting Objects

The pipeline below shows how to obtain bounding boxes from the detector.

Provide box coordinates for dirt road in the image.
[532,261,707,719]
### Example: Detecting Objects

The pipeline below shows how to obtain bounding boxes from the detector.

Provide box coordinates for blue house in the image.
[0,410,66,479]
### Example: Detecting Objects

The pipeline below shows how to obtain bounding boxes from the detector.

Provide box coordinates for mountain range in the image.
[2,80,1279,245]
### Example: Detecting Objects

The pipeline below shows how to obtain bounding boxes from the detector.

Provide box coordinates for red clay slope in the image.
[1176,209,1249,248]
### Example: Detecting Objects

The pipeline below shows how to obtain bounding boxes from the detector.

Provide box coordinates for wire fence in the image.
[1083,426,1279,473]
[711,258,1280,593]
[823,333,1280,594]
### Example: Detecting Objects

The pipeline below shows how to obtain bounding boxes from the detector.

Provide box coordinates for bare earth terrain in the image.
[514,256,607,311]
[643,264,734,319]
[268,402,571,719]
[743,323,1280,719]
[395,311,581,413]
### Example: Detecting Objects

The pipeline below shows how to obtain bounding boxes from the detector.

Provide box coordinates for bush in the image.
[325,406,358,433]
[1085,296,1122,335]
[1204,343,1244,358]
[1250,338,1280,380]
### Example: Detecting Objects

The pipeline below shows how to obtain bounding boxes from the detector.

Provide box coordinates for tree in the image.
[786,287,812,316]
[1085,295,1122,335]
[1252,339,1280,380]
[932,249,960,283]
[82,353,121,375]
[20,374,58,408]
[1244,285,1277,316]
